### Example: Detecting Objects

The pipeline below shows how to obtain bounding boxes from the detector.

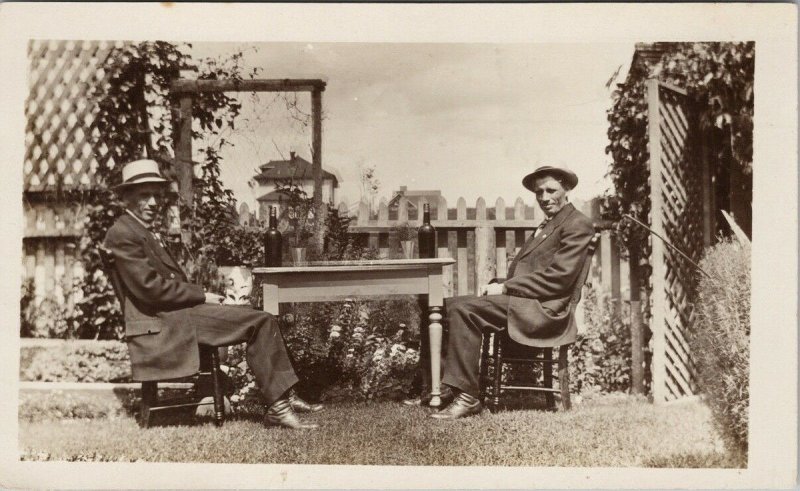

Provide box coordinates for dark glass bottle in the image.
[264,206,282,266]
[418,203,436,258]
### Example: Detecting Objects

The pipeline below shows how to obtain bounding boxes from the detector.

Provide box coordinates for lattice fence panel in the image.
[647,80,705,402]
[25,40,122,192]
[23,40,124,308]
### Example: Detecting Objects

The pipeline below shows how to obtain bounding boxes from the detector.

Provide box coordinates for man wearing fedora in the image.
[104,159,321,429]
[429,165,595,420]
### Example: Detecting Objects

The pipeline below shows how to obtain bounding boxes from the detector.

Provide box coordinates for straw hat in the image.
[113,159,170,190]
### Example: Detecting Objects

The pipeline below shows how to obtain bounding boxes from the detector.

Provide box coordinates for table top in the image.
[252,258,455,274]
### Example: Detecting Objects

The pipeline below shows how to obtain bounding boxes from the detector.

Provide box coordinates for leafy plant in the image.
[391,222,417,241]
[320,205,375,261]
[570,287,637,395]
[604,41,754,261]
[273,180,316,248]
[20,278,77,339]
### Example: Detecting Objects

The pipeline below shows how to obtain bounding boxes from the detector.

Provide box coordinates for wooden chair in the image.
[480,233,600,412]
[98,246,226,428]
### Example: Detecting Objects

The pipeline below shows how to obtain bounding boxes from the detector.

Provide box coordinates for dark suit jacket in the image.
[104,213,206,381]
[500,203,594,347]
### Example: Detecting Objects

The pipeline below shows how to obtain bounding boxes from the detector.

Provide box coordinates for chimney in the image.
[289,151,296,160]
[399,185,407,193]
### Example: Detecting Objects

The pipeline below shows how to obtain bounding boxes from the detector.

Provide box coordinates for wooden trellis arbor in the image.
[169,78,326,208]
[647,79,711,402]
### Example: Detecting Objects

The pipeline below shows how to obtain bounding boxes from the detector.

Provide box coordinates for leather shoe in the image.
[429,392,482,420]
[289,391,324,413]
[402,386,455,408]
[265,398,319,429]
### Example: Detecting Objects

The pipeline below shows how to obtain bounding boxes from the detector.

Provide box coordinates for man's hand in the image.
[204,292,225,305]
[478,283,505,296]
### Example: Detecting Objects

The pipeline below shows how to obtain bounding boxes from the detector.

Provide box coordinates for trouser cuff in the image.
[260,370,300,406]
[442,375,479,398]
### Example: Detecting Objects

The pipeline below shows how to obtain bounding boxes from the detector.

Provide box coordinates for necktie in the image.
[534,217,550,237]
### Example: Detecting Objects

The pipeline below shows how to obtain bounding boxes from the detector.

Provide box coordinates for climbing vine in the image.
[604,42,754,262]
[71,42,254,339]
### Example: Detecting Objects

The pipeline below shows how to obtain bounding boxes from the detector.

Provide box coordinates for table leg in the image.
[262,283,279,315]
[428,306,443,408]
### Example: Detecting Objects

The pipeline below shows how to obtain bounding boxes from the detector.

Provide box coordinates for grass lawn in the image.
[19,393,738,467]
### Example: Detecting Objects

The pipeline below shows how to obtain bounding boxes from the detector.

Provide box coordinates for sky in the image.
[191,42,634,211]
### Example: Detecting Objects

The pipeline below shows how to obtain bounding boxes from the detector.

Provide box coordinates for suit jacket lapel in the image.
[515,203,576,262]
[119,214,185,276]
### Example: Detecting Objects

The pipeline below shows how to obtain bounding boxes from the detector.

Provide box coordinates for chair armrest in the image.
[489,277,507,284]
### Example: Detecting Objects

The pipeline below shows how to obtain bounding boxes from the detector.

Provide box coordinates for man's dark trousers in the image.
[441,294,510,397]
[190,304,299,405]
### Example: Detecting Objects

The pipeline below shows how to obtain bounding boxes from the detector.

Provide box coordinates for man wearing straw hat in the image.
[104,159,321,429]
[429,165,595,420]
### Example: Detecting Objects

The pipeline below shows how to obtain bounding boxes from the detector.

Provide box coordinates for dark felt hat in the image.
[522,165,579,192]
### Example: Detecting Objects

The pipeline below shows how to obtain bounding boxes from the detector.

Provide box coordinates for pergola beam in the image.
[170,77,326,247]
[171,79,326,94]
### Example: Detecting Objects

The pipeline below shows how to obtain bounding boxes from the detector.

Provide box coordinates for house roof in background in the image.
[254,153,338,185]
[256,190,288,202]
[388,187,442,208]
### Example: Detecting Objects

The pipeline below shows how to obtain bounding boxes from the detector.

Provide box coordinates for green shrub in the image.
[688,238,750,460]
[570,287,634,394]
[20,341,131,382]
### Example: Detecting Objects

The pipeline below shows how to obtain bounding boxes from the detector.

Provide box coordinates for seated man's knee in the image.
[447,296,480,317]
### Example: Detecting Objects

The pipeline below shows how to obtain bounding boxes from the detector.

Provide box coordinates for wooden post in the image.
[310,88,326,250]
[475,197,496,289]
[311,88,323,209]
[495,197,507,277]
[456,197,468,295]
[646,78,667,403]
[700,138,714,247]
[629,249,646,396]
[175,96,193,206]
[437,196,453,298]
[600,231,622,313]
[377,199,389,258]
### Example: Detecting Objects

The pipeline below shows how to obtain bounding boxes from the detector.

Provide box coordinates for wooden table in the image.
[253,258,455,407]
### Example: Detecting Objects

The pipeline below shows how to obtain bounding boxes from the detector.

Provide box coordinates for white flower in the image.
[330,331,341,338]
[390,343,405,356]
[331,324,342,332]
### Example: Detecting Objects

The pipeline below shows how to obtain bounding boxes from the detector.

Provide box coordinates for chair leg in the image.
[558,345,571,410]
[210,348,225,427]
[491,333,503,412]
[139,381,158,428]
[543,348,555,410]
[479,333,491,403]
